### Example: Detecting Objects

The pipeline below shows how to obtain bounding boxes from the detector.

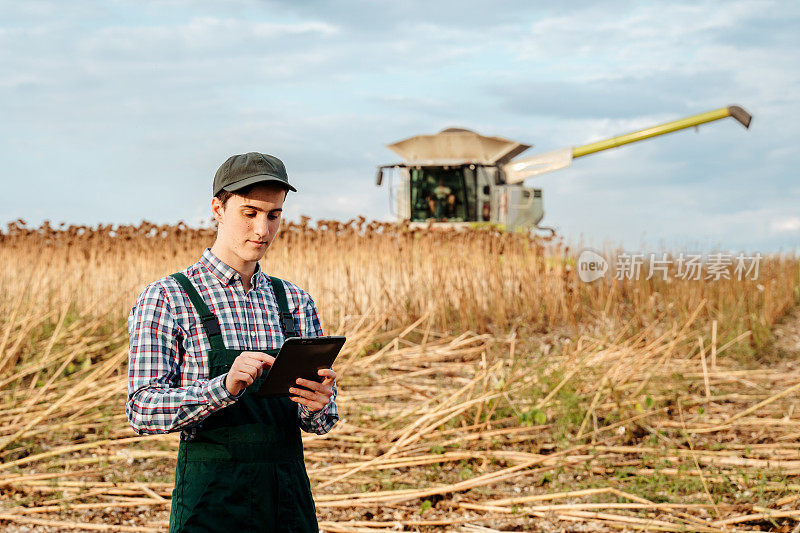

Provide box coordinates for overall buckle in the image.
[280,312,296,338]
[202,316,222,337]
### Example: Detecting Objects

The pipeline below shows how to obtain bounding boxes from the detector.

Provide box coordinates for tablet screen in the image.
[256,336,345,398]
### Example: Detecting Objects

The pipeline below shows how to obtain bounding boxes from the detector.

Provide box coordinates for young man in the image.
[126,152,338,532]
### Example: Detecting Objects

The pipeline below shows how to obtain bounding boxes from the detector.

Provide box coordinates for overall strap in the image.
[170,273,227,352]
[268,276,298,338]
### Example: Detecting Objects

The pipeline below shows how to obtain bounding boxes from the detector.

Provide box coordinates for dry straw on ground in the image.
[0,219,799,532]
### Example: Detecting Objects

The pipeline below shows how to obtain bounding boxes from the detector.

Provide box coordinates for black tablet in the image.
[256,336,346,398]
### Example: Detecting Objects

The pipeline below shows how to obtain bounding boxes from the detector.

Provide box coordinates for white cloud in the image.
[771,216,800,233]
[0,0,797,252]
[81,17,339,55]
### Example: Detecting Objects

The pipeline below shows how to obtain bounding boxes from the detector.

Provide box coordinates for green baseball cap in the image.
[213,152,297,196]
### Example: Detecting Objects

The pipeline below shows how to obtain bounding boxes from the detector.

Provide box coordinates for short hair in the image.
[215,187,249,209]
[214,183,288,208]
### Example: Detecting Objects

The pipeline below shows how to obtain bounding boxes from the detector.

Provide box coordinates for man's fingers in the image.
[290,396,325,411]
[291,396,314,408]
[289,385,327,403]
[295,377,331,394]
[225,352,276,395]
[290,383,331,406]
[317,369,337,381]
[244,359,266,379]
[241,351,275,367]
[233,369,255,386]
[235,358,270,381]
[240,357,272,371]
[237,361,262,379]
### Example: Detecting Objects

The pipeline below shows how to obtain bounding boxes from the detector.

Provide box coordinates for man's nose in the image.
[255,217,270,238]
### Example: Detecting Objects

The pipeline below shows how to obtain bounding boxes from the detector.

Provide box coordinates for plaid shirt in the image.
[126,248,338,439]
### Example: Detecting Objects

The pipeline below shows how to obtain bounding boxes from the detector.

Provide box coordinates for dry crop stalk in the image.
[0,220,799,530]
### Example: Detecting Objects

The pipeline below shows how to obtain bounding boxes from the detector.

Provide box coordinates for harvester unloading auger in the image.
[375,105,752,234]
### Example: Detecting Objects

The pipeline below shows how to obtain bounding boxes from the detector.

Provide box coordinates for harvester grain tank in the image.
[375,106,752,232]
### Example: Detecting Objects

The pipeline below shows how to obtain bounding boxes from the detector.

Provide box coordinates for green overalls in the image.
[167,273,319,533]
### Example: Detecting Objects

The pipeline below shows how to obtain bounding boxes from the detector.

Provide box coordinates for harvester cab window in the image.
[409,167,470,222]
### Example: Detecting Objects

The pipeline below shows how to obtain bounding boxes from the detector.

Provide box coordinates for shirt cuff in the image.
[206,373,243,407]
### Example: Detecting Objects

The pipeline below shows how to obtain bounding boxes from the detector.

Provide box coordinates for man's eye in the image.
[268,214,279,221]
[244,212,256,218]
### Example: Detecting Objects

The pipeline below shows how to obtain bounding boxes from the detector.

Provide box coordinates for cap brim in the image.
[223,174,297,193]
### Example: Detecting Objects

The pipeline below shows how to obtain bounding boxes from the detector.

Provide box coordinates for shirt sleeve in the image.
[125,282,240,435]
[296,292,340,435]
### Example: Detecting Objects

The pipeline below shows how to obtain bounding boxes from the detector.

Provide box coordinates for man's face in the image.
[212,184,287,265]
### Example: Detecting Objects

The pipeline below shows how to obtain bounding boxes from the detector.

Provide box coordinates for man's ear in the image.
[211,197,224,223]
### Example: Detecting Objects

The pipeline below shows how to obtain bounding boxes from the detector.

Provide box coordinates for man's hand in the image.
[289,369,337,412]
[224,351,275,397]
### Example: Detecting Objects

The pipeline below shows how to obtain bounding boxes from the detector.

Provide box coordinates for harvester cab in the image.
[375,128,543,230]
[376,106,752,232]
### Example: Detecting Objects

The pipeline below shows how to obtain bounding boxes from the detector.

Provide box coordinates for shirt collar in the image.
[200,248,264,287]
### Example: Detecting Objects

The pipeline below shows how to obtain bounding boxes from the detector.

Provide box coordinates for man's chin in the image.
[239,246,268,262]
[247,252,267,262]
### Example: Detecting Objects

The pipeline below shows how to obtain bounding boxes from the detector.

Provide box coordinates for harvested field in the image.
[0,220,799,532]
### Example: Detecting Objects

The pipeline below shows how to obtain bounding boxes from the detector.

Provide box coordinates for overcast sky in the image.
[1,0,798,252]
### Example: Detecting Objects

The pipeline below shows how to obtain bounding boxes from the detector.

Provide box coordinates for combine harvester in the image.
[376,106,752,233]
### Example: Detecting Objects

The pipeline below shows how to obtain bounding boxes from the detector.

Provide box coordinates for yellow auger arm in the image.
[503,105,752,183]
